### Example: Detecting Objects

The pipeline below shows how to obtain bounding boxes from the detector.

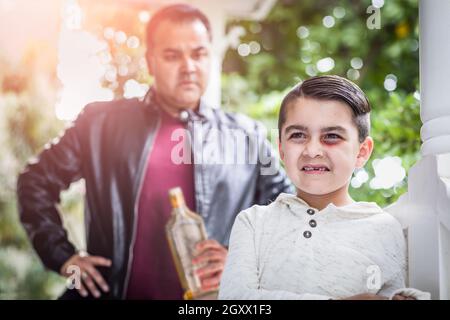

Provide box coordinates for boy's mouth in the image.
[301,164,330,173]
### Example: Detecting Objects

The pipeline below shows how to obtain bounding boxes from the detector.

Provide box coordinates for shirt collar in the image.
[142,87,214,122]
[276,193,384,219]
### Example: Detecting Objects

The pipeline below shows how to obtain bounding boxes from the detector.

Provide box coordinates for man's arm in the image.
[17,107,114,298]
[17,115,84,274]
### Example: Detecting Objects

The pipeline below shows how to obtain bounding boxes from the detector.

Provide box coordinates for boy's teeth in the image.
[304,167,327,171]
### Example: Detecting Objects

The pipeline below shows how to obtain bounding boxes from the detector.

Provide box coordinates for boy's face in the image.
[279,97,373,197]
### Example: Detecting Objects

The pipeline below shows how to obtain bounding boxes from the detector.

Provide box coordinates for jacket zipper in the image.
[188,120,200,216]
[121,116,161,299]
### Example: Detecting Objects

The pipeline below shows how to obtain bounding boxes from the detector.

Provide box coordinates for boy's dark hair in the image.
[145,4,212,54]
[278,75,371,143]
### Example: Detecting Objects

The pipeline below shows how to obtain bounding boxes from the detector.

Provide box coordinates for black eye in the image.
[324,133,342,141]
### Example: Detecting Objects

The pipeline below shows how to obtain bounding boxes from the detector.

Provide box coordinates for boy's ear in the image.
[278,138,285,161]
[355,136,374,168]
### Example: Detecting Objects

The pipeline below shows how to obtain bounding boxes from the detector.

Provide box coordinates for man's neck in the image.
[154,92,199,119]
[296,184,354,211]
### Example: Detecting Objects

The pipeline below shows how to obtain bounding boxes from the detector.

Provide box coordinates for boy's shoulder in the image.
[236,193,304,229]
[347,202,406,248]
[236,195,287,225]
[363,202,403,225]
[344,201,403,227]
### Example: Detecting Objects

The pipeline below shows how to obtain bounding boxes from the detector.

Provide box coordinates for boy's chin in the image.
[296,186,336,196]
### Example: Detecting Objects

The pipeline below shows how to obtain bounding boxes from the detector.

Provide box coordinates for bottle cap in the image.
[169,187,185,208]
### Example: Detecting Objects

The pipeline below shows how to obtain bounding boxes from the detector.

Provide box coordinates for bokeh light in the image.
[316,57,335,73]
[323,16,335,28]
[370,156,406,190]
[55,0,113,120]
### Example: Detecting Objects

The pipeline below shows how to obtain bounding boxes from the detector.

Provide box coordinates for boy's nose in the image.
[303,140,324,158]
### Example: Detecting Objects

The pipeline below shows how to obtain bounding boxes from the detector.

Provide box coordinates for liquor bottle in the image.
[166,187,215,300]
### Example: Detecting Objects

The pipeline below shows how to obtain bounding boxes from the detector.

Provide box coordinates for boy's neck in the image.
[296,185,354,211]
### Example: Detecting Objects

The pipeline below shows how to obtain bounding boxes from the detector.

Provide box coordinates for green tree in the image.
[0,50,80,299]
[222,0,420,206]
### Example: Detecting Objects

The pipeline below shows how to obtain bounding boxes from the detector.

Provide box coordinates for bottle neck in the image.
[172,203,188,216]
[170,192,185,209]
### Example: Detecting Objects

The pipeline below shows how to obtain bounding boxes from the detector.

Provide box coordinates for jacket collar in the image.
[141,87,214,123]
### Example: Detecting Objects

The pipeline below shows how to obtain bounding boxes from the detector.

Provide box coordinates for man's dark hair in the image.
[278,75,371,143]
[145,4,212,54]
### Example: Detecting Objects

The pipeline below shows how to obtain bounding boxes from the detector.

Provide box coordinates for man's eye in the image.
[289,132,306,139]
[192,51,208,60]
[164,54,178,61]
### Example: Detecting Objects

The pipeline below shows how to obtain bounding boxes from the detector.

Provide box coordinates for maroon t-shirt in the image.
[126,110,195,299]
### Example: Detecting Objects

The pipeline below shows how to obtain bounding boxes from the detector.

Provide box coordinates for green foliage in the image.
[0,57,71,299]
[222,0,420,207]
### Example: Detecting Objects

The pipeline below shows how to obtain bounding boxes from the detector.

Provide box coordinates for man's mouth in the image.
[301,165,330,173]
[179,81,197,86]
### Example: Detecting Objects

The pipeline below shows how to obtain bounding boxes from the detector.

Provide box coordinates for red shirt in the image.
[126,110,195,299]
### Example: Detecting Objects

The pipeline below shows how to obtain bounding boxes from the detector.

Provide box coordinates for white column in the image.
[419,0,450,156]
[195,0,227,109]
[192,0,276,108]
[397,0,450,300]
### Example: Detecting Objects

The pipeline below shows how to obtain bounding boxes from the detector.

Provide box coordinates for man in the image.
[17,4,292,300]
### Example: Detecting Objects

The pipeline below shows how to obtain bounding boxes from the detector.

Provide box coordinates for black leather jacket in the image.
[17,91,293,299]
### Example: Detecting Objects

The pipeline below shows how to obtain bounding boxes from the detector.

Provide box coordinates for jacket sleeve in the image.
[16,112,87,273]
[218,211,332,300]
[254,127,294,205]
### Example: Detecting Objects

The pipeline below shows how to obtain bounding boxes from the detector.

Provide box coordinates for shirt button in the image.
[307,208,315,215]
[309,219,317,228]
[303,231,312,238]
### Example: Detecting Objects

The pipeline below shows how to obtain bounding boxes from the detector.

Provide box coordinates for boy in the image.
[218,75,429,300]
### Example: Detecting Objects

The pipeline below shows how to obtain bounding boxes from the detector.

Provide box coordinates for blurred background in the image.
[0,0,420,299]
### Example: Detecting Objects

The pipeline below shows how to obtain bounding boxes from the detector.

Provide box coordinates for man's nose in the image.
[303,139,324,158]
[180,56,196,72]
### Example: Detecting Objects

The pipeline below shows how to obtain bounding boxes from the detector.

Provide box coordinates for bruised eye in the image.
[323,133,342,142]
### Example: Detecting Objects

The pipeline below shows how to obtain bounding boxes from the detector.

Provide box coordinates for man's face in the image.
[146,19,211,110]
[279,97,373,196]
